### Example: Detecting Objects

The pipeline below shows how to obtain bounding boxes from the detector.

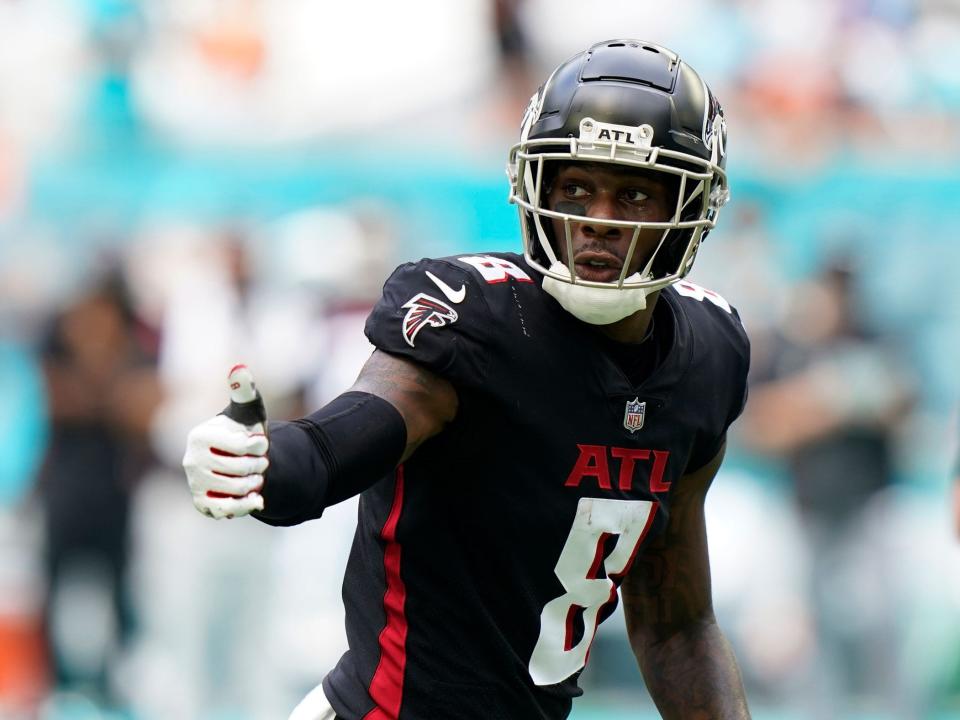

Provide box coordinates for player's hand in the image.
[182,365,269,520]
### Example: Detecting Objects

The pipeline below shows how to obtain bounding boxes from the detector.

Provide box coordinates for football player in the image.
[183,40,752,720]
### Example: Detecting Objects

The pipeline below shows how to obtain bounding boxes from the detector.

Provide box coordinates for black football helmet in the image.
[506,40,729,322]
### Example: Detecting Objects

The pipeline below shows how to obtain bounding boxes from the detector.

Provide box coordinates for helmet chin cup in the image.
[542,262,651,325]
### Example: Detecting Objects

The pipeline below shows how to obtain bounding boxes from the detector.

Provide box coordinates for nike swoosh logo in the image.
[425,270,466,304]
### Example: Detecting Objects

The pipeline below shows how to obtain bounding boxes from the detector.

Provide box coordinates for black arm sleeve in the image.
[252,391,407,527]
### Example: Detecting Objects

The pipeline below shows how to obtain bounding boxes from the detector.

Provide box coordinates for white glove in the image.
[183,365,269,520]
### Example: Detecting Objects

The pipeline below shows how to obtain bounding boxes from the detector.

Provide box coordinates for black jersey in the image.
[322,252,749,720]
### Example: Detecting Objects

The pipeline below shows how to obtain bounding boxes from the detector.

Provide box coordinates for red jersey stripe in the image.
[363,466,408,720]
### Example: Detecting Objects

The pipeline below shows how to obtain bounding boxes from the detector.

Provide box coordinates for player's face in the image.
[546,163,677,283]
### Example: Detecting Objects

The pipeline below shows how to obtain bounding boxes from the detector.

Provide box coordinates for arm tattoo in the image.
[621,452,751,719]
[352,350,458,460]
[633,618,751,720]
[624,548,751,720]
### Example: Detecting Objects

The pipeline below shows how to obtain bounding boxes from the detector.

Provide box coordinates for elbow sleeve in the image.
[254,391,407,526]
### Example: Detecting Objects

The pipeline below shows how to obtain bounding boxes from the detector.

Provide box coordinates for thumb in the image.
[222,364,267,427]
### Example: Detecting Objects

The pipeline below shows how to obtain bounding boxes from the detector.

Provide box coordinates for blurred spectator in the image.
[462,0,538,143]
[491,0,535,103]
[739,256,915,717]
[35,264,163,708]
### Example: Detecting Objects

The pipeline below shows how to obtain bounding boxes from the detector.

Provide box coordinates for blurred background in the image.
[1,0,959,718]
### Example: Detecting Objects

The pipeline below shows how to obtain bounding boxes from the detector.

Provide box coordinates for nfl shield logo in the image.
[623,398,646,433]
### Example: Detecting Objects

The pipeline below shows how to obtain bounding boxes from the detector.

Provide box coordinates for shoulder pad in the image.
[671,280,748,352]
[364,258,494,387]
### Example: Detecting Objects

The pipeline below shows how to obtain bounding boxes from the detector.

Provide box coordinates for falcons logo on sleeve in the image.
[401,293,458,347]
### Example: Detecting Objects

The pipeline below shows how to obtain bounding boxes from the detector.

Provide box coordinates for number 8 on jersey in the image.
[529,498,657,685]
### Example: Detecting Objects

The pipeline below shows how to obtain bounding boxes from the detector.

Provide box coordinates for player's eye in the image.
[562,183,589,199]
[622,188,649,204]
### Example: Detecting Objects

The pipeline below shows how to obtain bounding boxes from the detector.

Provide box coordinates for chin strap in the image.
[542,262,653,325]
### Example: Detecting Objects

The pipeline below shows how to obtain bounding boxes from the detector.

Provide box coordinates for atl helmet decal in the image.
[401,293,458,347]
[519,89,541,135]
[577,117,655,155]
[623,398,646,433]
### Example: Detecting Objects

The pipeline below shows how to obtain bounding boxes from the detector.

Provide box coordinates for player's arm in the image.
[619,444,751,720]
[350,349,459,463]
[255,349,457,525]
[183,351,457,524]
